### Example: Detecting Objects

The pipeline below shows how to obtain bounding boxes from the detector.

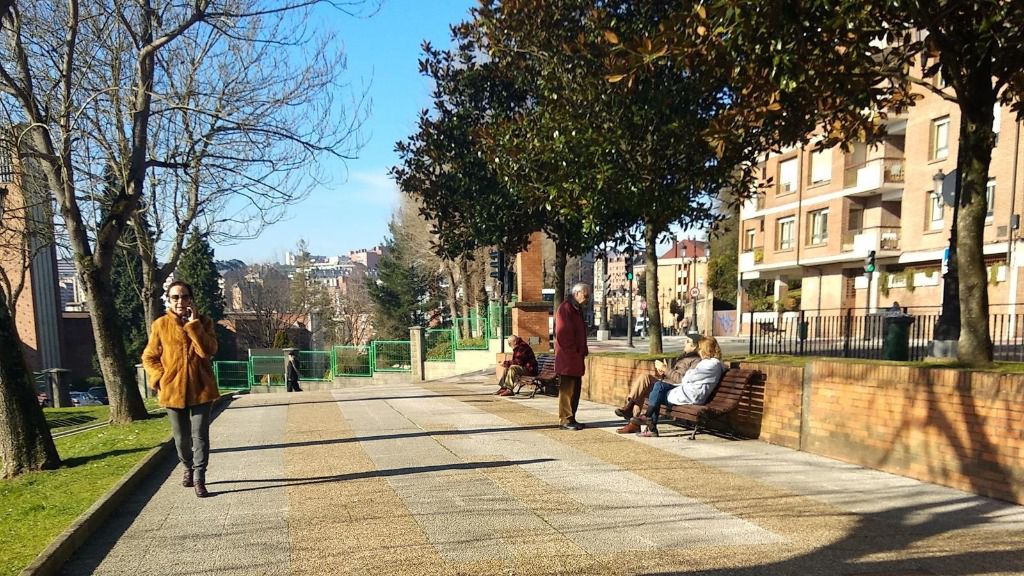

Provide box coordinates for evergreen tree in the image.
[176,230,233,358]
[111,240,147,363]
[101,166,148,364]
[367,222,440,339]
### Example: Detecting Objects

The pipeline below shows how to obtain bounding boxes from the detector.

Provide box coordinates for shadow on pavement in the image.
[209,422,561,454]
[222,392,493,410]
[207,458,556,495]
[58,452,178,576]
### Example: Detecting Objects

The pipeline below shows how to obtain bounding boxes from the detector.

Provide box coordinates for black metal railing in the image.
[748,307,1024,362]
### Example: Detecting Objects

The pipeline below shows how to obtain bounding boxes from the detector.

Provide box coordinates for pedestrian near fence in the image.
[142,280,219,498]
[286,349,304,392]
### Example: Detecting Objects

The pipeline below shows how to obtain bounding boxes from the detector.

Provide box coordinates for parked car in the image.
[69,391,102,407]
[87,386,109,405]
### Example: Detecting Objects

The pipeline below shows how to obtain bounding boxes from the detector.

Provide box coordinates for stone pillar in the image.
[594,255,609,341]
[512,232,551,352]
[44,368,72,408]
[135,363,150,398]
[409,326,425,381]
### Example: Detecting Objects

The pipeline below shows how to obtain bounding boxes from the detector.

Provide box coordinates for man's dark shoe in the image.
[182,469,194,488]
[194,481,209,498]
[560,421,582,431]
[614,399,635,420]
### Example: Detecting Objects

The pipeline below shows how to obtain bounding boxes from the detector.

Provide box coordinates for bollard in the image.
[44,368,73,408]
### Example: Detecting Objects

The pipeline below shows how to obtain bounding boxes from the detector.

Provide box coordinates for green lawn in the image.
[0,413,170,576]
[45,399,161,434]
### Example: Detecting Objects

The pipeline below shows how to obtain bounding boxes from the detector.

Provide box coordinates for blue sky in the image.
[214,0,477,263]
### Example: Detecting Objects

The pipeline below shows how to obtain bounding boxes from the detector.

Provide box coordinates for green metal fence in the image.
[332,345,374,377]
[372,340,411,372]
[425,329,455,362]
[454,316,490,350]
[214,361,251,390]
[297,350,333,381]
[250,354,285,387]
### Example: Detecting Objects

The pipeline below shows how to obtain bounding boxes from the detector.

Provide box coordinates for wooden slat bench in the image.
[642,368,758,440]
[512,354,558,398]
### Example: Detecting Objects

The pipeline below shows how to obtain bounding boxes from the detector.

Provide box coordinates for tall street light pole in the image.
[932,168,961,348]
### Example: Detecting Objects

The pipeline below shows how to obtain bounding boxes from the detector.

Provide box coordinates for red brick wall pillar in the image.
[512,232,550,352]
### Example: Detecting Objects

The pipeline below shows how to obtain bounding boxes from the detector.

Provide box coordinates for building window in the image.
[929,192,944,230]
[993,103,1001,145]
[776,217,795,251]
[807,209,829,245]
[986,178,995,218]
[744,228,756,251]
[778,157,798,194]
[809,149,831,185]
[931,116,950,160]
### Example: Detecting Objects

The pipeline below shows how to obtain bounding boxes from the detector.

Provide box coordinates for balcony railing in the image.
[739,246,764,270]
[840,227,901,253]
[843,157,905,190]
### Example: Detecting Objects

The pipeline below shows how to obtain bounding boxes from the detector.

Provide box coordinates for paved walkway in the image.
[62,371,1024,575]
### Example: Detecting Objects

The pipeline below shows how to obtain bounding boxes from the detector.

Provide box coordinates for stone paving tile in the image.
[60,377,1024,576]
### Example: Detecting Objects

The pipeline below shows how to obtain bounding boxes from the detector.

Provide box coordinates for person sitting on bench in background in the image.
[496,334,538,396]
[613,333,703,434]
[635,336,725,437]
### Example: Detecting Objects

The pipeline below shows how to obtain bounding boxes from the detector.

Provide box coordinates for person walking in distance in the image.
[285,349,304,392]
[142,280,220,498]
[555,283,590,430]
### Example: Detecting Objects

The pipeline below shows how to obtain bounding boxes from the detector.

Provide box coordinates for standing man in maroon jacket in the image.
[555,283,590,430]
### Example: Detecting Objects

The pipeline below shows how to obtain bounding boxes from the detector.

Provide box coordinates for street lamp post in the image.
[932,168,961,351]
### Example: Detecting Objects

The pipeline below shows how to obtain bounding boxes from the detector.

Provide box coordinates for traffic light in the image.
[488,250,504,279]
[865,250,876,274]
[625,247,634,281]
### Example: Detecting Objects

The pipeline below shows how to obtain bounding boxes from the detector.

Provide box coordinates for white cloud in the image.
[347,170,400,206]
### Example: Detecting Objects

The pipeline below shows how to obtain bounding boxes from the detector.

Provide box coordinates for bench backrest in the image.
[536,354,556,375]
[704,368,757,412]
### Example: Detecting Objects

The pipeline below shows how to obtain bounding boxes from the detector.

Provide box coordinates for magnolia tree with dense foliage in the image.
[603,0,1024,365]
[471,0,766,351]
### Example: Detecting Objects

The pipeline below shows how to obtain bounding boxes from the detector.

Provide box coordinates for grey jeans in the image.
[168,402,212,481]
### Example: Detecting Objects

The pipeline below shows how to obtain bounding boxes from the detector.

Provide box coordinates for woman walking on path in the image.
[142,280,220,498]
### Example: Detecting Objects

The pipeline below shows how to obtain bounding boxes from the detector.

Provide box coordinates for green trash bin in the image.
[882,315,914,361]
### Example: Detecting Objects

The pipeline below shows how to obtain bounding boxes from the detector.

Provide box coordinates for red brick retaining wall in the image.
[496,353,1024,504]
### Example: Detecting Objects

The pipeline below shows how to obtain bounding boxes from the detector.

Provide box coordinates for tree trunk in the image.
[955,91,996,365]
[598,251,609,331]
[643,222,663,354]
[457,256,472,320]
[0,288,60,478]
[553,242,567,312]
[443,261,460,331]
[81,266,149,423]
[475,247,489,318]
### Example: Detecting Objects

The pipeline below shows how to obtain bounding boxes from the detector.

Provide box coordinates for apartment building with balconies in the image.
[736,83,1023,331]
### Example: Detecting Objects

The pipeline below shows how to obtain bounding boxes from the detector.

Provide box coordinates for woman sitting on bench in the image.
[635,336,725,437]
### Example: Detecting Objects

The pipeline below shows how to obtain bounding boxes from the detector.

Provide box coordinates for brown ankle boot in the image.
[614,399,635,420]
[182,468,194,487]
[616,421,640,434]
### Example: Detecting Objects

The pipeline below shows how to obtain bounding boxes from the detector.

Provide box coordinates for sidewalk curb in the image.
[20,393,237,576]
[19,438,174,576]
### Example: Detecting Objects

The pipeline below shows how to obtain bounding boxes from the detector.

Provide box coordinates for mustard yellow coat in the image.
[142,312,220,409]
